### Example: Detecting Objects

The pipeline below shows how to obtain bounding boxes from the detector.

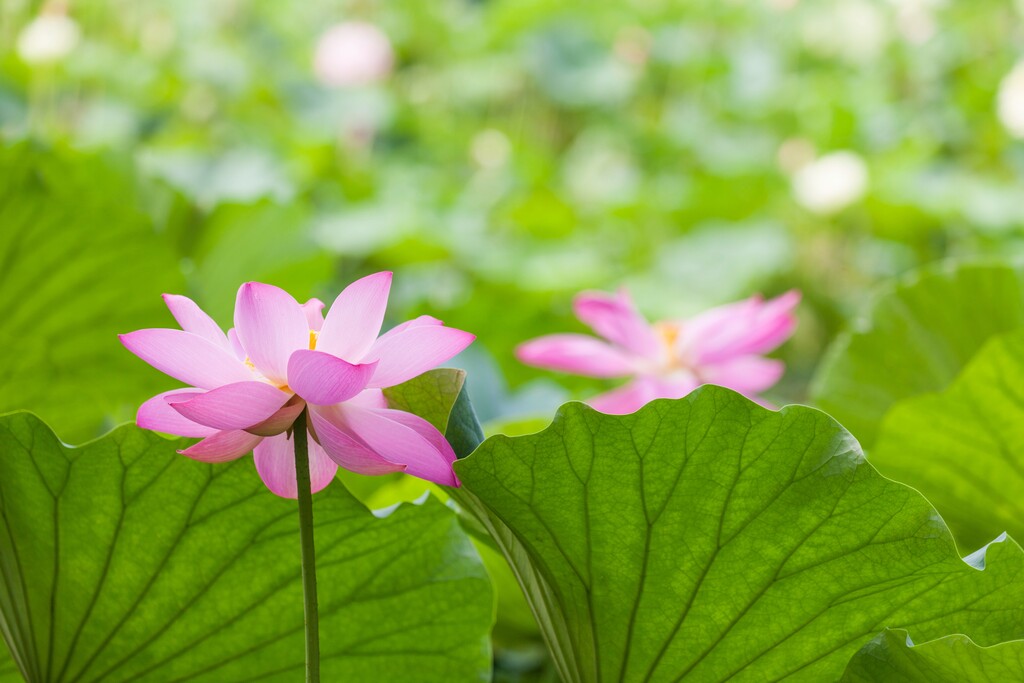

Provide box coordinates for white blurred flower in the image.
[802,1,889,63]
[889,0,942,44]
[998,61,1024,139]
[471,129,512,169]
[313,21,394,88]
[17,10,80,65]
[792,151,869,215]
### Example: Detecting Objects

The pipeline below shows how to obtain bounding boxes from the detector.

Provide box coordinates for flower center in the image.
[652,321,699,381]
[241,331,319,393]
[654,322,682,368]
[656,322,679,352]
[243,357,294,393]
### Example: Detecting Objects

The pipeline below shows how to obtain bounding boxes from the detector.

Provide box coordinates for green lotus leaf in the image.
[455,387,1024,682]
[0,145,185,442]
[841,629,1024,682]
[0,641,18,682]
[811,262,1024,447]
[871,330,1024,550]
[0,412,492,682]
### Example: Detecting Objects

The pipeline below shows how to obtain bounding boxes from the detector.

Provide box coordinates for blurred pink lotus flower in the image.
[121,273,473,497]
[313,21,394,87]
[517,289,799,414]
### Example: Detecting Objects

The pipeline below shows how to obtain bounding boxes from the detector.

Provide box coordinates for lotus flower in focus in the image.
[516,289,799,414]
[120,273,474,497]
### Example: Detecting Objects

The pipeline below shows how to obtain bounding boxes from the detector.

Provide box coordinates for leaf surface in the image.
[811,262,1024,446]
[0,642,18,682]
[0,145,185,442]
[383,368,468,435]
[871,331,1024,550]
[455,387,1024,682]
[841,629,1024,682]
[0,412,492,683]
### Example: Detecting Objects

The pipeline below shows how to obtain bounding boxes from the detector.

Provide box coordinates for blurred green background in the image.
[3,1,1024,679]
[6,0,1024,421]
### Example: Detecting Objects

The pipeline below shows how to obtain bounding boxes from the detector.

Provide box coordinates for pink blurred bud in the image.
[313,21,394,87]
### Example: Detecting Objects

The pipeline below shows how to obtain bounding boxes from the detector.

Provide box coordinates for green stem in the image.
[293,409,320,683]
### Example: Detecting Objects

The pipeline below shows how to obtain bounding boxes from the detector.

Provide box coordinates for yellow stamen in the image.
[309,329,318,350]
[244,357,256,370]
[654,322,685,370]
[656,323,679,350]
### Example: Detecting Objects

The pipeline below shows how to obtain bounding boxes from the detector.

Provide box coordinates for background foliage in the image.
[5,0,1024,420]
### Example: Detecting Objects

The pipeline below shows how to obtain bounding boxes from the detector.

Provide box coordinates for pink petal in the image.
[375,315,442,344]
[588,376,696,415]
[287,350,377,405]
[573,289,659,357]
[253,431,339,498]
[227,328,246,361]
[699,356,784,395]
[234,282,309,385]
[365,324,474,388]
[179,430,263,463]
[166,381,291,431]
[120,329,253,390]
[308,406,407,476]
[246,396,306,436]
[347,388,388,409]
[675,299,758,360]
[681,290,800,365]
[162,294,230,350]
[331,404,458,486]
[372,408,460,486]
[516,334,635,378]
[749,290,801,350]
[316,272,393,362]
[303,298,326,332]
[137,390,217,438]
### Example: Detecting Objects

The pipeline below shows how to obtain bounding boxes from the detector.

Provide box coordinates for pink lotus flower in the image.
[516,289,799,414]
[120,273,474,497]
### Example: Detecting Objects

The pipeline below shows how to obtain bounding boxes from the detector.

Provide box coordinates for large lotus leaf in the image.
[0,412,492,683]
[811,262,1024,447]
[0,642,17,682]
[871,331,1024,551]
[841,629,1024,682]
[0,144,185,442]
[454,387,1024,683]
